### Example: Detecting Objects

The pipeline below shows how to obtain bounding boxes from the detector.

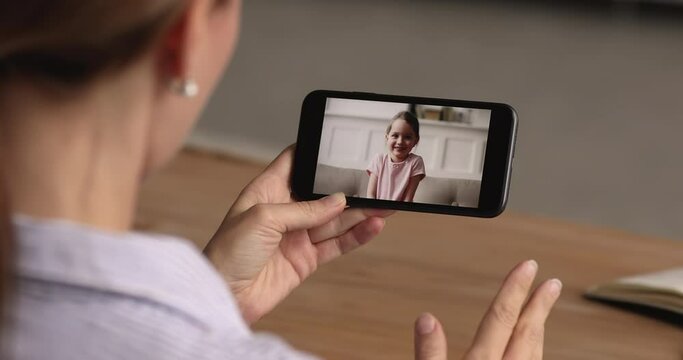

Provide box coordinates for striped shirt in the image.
[4,215,318,359]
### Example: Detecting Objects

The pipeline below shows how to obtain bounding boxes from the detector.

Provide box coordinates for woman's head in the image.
[0,0,241,173]
[0,0,242,328]
[385,111,420,161]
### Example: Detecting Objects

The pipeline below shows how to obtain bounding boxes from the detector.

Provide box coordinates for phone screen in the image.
[314,98,491,208]
[293,90,516,218]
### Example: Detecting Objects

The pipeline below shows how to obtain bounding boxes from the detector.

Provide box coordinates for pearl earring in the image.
[170,78,199,98]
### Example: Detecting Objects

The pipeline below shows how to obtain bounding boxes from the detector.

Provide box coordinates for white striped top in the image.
[4,215,318,360]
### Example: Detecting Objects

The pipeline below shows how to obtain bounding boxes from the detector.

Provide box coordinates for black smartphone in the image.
[292,90,517,217]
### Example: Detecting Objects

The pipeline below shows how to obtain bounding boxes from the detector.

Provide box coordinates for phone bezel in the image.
[292,90,517,218]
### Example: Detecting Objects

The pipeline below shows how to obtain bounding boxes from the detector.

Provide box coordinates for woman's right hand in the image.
[414,260,562,360]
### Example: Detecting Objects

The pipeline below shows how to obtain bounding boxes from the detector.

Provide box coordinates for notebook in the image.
[585,267,683,318]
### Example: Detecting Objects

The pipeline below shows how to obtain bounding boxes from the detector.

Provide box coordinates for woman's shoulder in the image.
[11,215,246,331]
[9,215,319,360]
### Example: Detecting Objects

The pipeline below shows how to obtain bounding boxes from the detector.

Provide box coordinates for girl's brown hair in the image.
[386,111,420,141]
[0,0,189,344]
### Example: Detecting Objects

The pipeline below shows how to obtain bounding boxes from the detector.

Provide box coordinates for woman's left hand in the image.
[204,146,392,324]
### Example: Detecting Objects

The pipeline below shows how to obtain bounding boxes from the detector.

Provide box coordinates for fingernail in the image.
[525,259,538,275]
[322,192,346,206]
[416,313,435,335]
[549,278,563,296]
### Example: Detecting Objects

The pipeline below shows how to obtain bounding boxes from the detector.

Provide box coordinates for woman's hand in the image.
[414,260,562,359]
[204,146,392,324]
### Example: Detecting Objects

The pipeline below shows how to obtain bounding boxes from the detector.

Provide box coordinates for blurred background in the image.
[189,0,683,240]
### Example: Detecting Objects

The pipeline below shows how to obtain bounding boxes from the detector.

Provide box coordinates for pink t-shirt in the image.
[366,153,426,201]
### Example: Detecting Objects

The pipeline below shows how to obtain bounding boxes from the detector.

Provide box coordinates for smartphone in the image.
[292,90,517,217]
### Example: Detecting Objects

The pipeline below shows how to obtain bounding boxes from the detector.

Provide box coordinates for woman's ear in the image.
[159,12,187,82]
[157,1,205,86]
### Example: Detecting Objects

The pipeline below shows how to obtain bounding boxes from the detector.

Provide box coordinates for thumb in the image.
[414,313,448,360]
[253,192,346,233]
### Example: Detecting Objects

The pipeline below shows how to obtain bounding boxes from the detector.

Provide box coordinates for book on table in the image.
[585,267,683,317]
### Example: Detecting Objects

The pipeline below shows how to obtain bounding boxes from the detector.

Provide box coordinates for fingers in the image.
[310,207,393,266]
[414,313,448,360]
[467,260,538,359]
[225,145,296,219]
[504,278,562,359]
[308,207,394,244]
[248,192,346,234]
[261,144,296,181]
[315,216,385,264]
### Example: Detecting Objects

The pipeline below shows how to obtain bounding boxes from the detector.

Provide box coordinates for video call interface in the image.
[313,98,492,208]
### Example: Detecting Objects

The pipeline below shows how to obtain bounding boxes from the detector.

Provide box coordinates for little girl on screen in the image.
[366,111,426,202]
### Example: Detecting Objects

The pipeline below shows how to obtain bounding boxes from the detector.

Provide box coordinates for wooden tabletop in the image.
[137,149,683,360]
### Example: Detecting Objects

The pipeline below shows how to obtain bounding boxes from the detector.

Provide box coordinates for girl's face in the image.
[386,119,418,162]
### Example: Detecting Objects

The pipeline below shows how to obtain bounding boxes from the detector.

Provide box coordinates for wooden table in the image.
[137,149,683,360]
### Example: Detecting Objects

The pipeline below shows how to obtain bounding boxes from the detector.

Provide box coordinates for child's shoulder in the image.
[368,152,388,168]
[407,153,425,169]
[409,153,424,162]
[373,152,388,162]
